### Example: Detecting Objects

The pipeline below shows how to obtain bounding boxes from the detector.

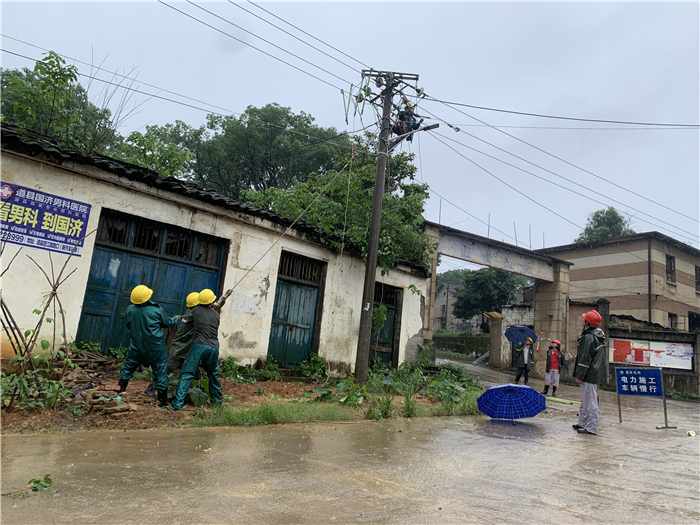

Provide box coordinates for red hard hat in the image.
[582,310,602,327]
[552,340,561,347]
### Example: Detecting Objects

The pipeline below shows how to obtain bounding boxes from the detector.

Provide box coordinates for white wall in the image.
[1,152,427,373]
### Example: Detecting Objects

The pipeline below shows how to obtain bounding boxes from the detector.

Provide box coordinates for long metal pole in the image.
[355,75,393,383]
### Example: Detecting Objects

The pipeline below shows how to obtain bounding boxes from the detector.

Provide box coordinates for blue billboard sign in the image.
[615,367,663,397]
[0,181,91,257]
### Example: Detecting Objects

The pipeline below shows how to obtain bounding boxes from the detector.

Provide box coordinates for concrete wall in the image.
[543,236,700,331]
[531,262,570,379]
[0,152,428,374]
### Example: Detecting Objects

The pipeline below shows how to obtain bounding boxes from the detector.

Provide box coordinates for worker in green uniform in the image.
[119,285,179,407]
[144,291,201,398]
[171,288,223,410]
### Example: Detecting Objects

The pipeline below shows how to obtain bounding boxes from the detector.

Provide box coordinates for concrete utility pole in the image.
[354,70,424,383]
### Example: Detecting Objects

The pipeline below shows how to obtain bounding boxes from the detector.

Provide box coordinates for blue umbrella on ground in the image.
[477,384,546,425]
[504,325,538,345]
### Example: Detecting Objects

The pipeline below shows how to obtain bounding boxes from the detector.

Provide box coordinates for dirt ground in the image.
[0,377,317,434]
[1,374,445,434]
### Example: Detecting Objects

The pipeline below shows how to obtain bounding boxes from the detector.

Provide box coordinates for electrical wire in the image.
[428,127,699,244]
[429,132,582,230]
[423,96,700,128]
[227,0,360,74]
[157,0,344,91]
[0,48,371,154]
[428,188,518,244]
[424,97,700,224]
[245,0,371,70]
[185,0,352,86]
[437,124,697,131]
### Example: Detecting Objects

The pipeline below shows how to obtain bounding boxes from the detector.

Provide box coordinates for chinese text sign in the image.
[0,182,91,257]
[615,367,663,397]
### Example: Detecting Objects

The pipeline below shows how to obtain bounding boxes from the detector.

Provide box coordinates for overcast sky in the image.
[2,1,699,273]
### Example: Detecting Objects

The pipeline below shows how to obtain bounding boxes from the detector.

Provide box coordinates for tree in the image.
[1,52,124,155]
[111,128,191,178]
[244,133,435,271]
[146,104,352,200]
[574,207,636,244]
[452,268,531,320]
[435,269,466,292]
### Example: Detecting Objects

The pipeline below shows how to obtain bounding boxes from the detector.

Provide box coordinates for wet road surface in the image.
[2,363,699,524]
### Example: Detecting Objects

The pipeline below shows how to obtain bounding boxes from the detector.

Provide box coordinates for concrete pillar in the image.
[488,314,505,367]
[532,262,570,379]
[423,224,440,344]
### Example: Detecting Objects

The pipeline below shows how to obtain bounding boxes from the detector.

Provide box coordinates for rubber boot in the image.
[552,387,557,396]
[514,380,519,385]
[144,381,155,398]
[157,388,169,408]
[118,378,129,394]
[541,385,549,396]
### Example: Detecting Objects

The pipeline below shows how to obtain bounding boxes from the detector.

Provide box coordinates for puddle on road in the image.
[2,411,699,524]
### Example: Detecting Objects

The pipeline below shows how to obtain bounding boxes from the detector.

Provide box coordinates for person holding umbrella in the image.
[540,339,564,396]
[573,310,606,435]
[514,337,535,385]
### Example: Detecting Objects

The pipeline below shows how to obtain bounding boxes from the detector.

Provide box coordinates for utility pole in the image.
[354,70,421,383]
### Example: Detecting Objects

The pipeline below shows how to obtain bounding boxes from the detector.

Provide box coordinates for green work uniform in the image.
[171,304,223,409]
[120,300,178,391]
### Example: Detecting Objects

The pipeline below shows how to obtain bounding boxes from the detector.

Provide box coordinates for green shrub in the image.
[299,353,326,381]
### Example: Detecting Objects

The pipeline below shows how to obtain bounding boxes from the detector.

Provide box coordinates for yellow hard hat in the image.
[198,289,216,305]
[131,285,153,305]
[525,337,533,343]
[186,292,200,308]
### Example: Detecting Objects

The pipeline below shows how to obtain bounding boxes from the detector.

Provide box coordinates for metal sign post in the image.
[615,367,676,429]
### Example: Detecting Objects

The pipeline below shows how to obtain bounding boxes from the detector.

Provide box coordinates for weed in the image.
[299,353,326,381]
[268,394,282,401]
[187,387,208,406]
[190,402,357,427]
[254,386,265,396]
[223,394,236,402]
[1,353,74,411]
[666,390,700,402]
[336,377,367,408]
[299,387,336,402]
[131,370,151,381]
[105,347,127,359]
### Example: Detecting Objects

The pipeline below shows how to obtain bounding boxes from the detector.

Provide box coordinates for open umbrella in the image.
[477,384,546,424]
[504,325,538,345]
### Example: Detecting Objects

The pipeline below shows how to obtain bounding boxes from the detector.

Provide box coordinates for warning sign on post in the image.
[0,181,92,257]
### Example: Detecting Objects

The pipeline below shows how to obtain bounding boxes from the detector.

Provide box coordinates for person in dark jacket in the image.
[144,291,200,398]
[171,288,224,410]
[573,310,607,435]
[119,285,179,407]
[514,337,535,385]
[540,339,565,396]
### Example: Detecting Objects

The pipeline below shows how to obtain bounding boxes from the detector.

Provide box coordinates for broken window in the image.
[374,282,400,308]
[194,239,219,266]
[666,255,676,282]
[97,215,128,246]
[165,231,191,259]
[133,221,162,253]
[278,251,323,284]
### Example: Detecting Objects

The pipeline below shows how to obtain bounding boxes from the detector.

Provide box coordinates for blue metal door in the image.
[267,252,323,367]
[76,211,225,352]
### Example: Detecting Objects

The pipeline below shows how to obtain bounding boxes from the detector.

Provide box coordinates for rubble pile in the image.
[65,368,139,417]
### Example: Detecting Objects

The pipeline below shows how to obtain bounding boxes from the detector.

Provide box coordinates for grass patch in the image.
[189,401,360,427]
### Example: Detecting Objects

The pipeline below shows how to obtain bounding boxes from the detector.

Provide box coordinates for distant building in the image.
[539,232,700,332]
[433,283,489,333]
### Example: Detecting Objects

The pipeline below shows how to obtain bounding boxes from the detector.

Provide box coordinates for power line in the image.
[437,124,697,131]
[428,133,657,267]
[157,0,344,91]
[430,133,582,230]
[425,97,700,225]
[227,0,360,74]
[428,188,518,244]
[0,48,368,153]
[427,126,699,244]
[424,96,700,128]
[185,0,352,86]
[246,0,371,70]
